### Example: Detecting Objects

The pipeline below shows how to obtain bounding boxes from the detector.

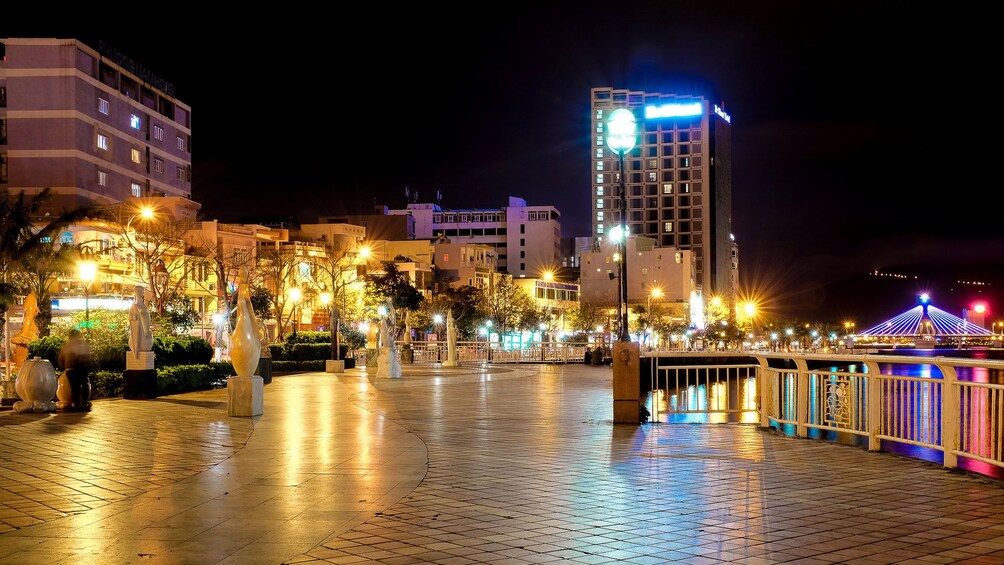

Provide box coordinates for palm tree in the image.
[1,188,95,359]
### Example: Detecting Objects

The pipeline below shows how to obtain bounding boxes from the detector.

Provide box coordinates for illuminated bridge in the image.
[858,294,992,338]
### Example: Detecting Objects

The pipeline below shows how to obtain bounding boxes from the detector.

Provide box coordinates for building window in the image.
[520,263,525,270]
[595,109,603,119]
[595,123,603,133]
[0,118,5,144]
[647,172,657,182]
[596,224,604,234]
[662,183,673,194]
[131,148,142,164]
[596,198,604,209]
[153,125,164,141]
[596,148,603,159]
[596,136,603,146]
[130,114,141,129]
[131,182,142,197]
[0,155,7,183]
[596,187,604,196]
[443,253,449,262]
[648,159,657,169]
[176,167,186,181]
[98,170,109,186]
[663,222,673,233]
[596,211,604,221]
[596,161,603,171]
[520,224,525,234]
[177,136,185,151]
[98,98,109,115]
[520,238,526,246]
[520,251,525,258]
[97,133,109,151]
[681,183,690,193]
[596,174,603,184]
[679,157,690,168]
[153,158,164,173]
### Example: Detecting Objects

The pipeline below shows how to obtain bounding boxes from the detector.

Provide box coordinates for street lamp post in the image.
[79,261,97,334]
[606,108,637,342]
[289,287,302,339]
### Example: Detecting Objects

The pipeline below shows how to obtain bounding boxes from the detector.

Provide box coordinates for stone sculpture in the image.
[13,357,58,413]
[230,268,261,378]
[128,285,153,357]
[11,292,40,370]
[376,299,401,378]
[443,310,460,367]
[227,268,263,416]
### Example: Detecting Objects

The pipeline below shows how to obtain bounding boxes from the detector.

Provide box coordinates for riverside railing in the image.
[375,341,592,365]
[754,353,1004,471]
[643,351,1004,472]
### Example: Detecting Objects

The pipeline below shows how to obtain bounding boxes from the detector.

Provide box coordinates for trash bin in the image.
[256,357,272,384]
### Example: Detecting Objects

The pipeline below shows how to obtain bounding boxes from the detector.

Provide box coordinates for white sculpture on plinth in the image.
[376,299,401,379]
[443,310,460,367]
[128,286,153,359]
[227,268,263,416]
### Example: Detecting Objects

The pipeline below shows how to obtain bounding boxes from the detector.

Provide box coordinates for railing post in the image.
[864,360,882,452]
[939,358,959,469]
[794,357,809,438]
[755,355,771,427]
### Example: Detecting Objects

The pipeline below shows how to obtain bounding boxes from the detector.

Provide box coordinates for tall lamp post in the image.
[606,108,637,342]
[289,287,302,338]
[79,260,97,333]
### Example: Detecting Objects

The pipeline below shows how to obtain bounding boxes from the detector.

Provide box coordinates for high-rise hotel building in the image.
[590,87,735,303]
[1,38,191,210]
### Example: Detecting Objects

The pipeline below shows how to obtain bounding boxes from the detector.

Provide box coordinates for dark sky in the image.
[12,2,1003,323]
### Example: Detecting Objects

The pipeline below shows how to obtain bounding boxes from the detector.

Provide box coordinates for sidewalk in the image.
[1,363,1003,564]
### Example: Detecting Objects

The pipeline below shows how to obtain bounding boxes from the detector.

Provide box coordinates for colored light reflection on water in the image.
[646,376,759,424]
[823,350,1004,481]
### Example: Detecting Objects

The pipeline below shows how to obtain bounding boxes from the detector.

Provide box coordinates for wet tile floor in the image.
[1,364,1003,564]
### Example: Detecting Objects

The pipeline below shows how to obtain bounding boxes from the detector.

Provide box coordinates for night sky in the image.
[10,2,1002,323]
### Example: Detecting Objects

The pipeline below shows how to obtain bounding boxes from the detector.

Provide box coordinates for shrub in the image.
[284,331,329,344]
[157,363,231,395]
[91,370,123,398]
[28,335,65,367]
[153,335,213,366]
[93,341,128,371]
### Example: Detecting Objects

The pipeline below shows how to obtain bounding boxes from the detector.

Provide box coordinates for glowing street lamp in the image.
[606,108,637,342]
[78,261,97,332]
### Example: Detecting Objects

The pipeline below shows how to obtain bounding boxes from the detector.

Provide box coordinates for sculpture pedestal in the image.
[612,341,641,424]
[124,352,157,400]
[376,348,402,379]
[400,346,414,364]
[325,359,345,373]
[442,358,460,367]
[227,376,263,417]
[365,349,377,373]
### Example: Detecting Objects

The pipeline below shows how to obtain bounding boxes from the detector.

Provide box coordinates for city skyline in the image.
[6,3,1000,323]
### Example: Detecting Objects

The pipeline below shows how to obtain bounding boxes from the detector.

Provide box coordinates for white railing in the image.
[751,353,1004,471]
[389,341,591,365]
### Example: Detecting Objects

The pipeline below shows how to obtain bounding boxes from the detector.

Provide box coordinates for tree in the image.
[108,204,195,316]
[12,238,77,336]
[256,246,303,340]
[483,274,536,336]
[417,285,486,340]
[1,188,94,352]
[365,262,424,339]
[567,303,605,335]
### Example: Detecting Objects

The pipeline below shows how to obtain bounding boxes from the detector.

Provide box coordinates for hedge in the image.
[271,360,325,372]
[270,343,350,361]
[28,334,213,371]
[156,363,233,395]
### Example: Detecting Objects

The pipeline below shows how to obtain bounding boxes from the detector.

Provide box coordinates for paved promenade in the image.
[1,363,1003,564]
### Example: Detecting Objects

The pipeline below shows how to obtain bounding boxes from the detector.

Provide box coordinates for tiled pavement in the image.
[1,364,1004,564]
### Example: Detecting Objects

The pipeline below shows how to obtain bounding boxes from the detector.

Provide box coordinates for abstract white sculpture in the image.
[230,268,261,378]
[376,299,401,379]
[227,268,263,417]
[443,310,460,367]
[128,285,153,359]
[13,357,57,413]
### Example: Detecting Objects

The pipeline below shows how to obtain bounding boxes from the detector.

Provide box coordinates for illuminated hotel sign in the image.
[644,101,703,120]
[714,104,731,123]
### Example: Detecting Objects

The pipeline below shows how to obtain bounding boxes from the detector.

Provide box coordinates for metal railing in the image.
[364,341,593,365]
[751,353,1004,471]
[649,362,758,422]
